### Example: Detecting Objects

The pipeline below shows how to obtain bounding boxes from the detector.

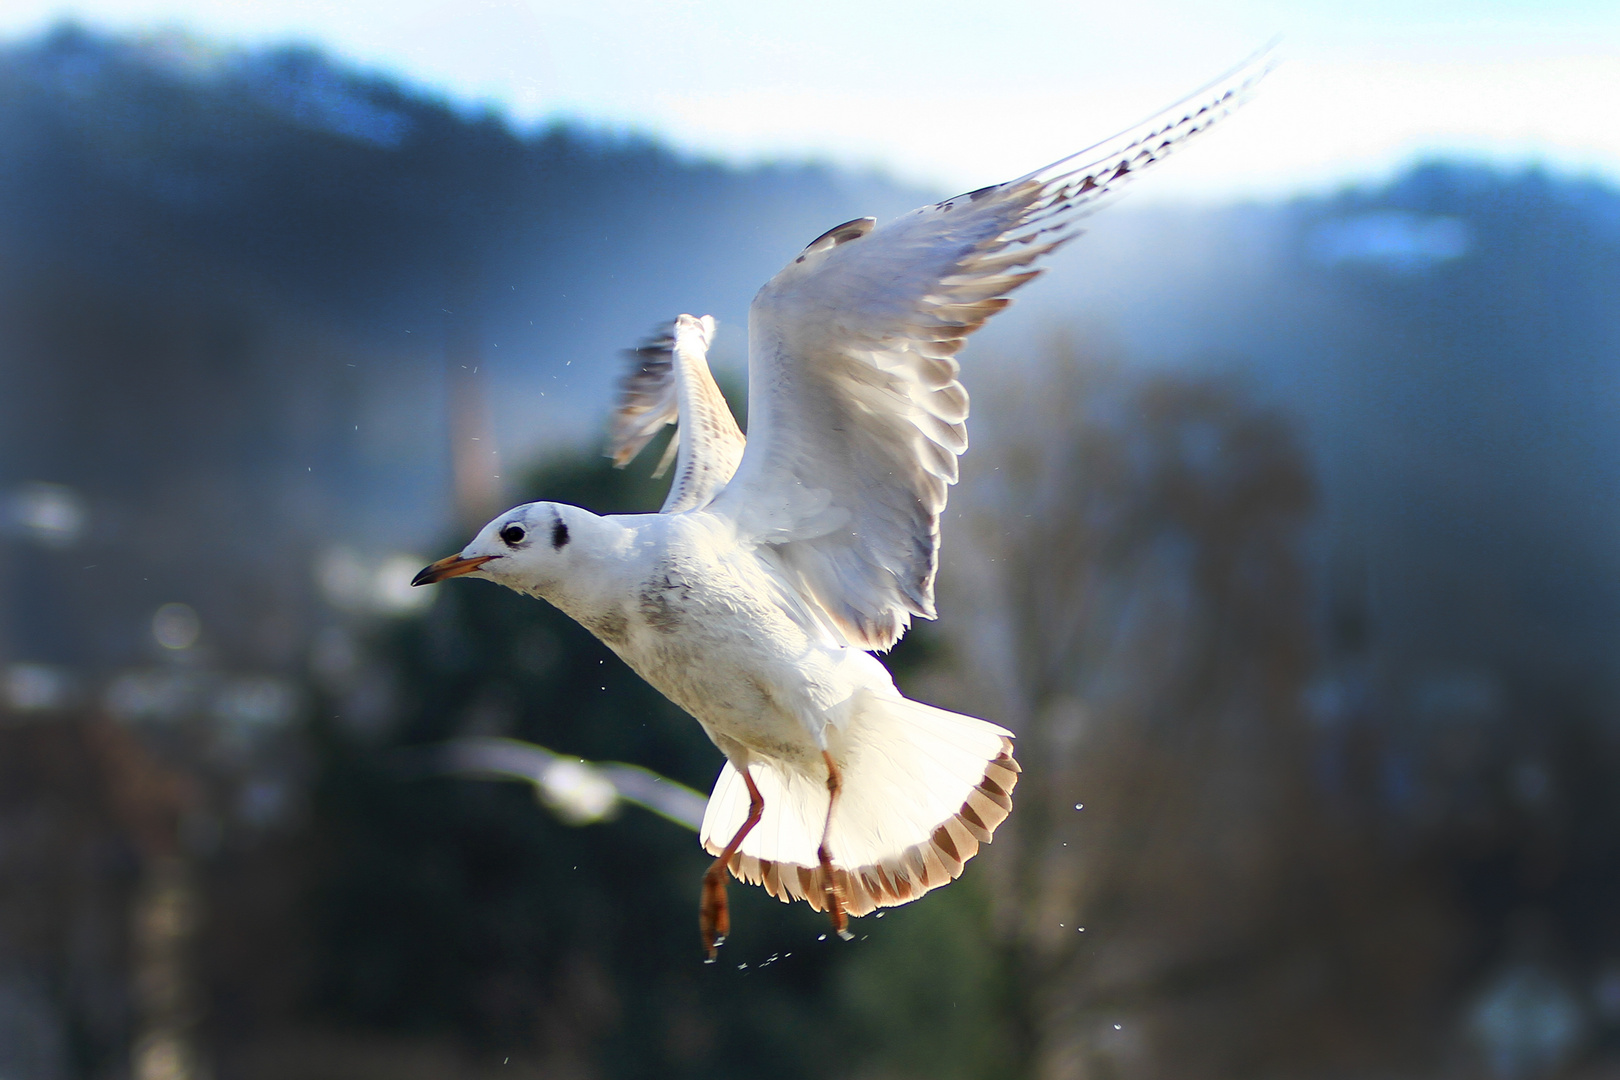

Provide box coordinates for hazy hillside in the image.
[978,163,1620,699]
[14,25,1616,695]
[0,26,925,673]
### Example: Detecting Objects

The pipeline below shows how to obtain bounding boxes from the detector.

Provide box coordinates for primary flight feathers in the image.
[610,57,1265,650]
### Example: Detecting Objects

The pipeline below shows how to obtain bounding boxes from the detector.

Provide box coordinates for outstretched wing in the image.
[705,59,1266,650]
[607,314,747,514]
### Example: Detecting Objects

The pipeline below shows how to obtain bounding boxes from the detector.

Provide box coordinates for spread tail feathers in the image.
[699,693,1018,917]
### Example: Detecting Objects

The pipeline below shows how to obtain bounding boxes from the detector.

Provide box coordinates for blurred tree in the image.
[873,346,1466,1080]
[296,446,859,1079]
[247,349,1620,1080]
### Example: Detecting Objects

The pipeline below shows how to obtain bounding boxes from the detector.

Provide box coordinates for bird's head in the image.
[412,501,606,597]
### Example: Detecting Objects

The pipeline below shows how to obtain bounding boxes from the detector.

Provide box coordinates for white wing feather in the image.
[705,61,1266,650]
[608,314,747,514]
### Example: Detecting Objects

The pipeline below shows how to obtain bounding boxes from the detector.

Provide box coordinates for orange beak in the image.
[411,553,499,586]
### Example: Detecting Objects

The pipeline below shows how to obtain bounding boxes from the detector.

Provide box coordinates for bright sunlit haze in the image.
[3,0,1618,199]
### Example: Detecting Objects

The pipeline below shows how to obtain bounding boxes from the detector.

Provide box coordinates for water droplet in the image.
[818,934,827,941]
[1074,803,1084,810]
[1113,1023,1122,1030]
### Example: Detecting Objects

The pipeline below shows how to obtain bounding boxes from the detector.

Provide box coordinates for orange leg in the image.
[700,766,764,961]
[818,751,852,940]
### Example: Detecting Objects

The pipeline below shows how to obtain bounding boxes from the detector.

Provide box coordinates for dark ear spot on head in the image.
[551,517,569,550]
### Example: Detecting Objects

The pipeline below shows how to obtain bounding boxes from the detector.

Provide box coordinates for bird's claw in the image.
[700,865,730,959]
[823,879,850,941]
[828,905,850,940]
[818,845,850,942]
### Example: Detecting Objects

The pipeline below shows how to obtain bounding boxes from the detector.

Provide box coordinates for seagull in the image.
[413,62,1262,958]
[434,736,709,829]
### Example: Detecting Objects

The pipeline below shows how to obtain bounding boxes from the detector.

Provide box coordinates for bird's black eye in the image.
[499,524,527,546]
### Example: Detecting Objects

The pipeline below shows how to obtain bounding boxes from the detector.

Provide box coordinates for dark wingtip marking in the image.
[801,216,876,256]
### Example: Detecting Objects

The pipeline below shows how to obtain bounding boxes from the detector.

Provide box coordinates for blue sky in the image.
[3,0,1618,199]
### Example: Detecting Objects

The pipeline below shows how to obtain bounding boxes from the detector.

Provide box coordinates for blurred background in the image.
[1,2,1619,1078]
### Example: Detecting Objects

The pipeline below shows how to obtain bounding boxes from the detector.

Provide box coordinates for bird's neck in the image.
[529,513,644,622]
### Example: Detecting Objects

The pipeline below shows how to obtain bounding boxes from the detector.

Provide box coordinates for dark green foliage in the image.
[305,451,856,1076]
[836,877,1013,1080]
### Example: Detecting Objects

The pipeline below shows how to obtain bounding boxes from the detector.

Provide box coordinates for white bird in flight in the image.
[414,62,1261,958]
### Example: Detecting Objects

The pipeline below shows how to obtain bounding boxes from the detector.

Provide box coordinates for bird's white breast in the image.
[570,513,893,773]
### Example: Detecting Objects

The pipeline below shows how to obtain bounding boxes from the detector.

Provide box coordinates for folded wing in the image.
[706,61,1266,650]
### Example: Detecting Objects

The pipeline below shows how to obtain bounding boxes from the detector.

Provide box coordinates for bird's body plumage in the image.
[443,498,1017,917]
[415,57,1264,949]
